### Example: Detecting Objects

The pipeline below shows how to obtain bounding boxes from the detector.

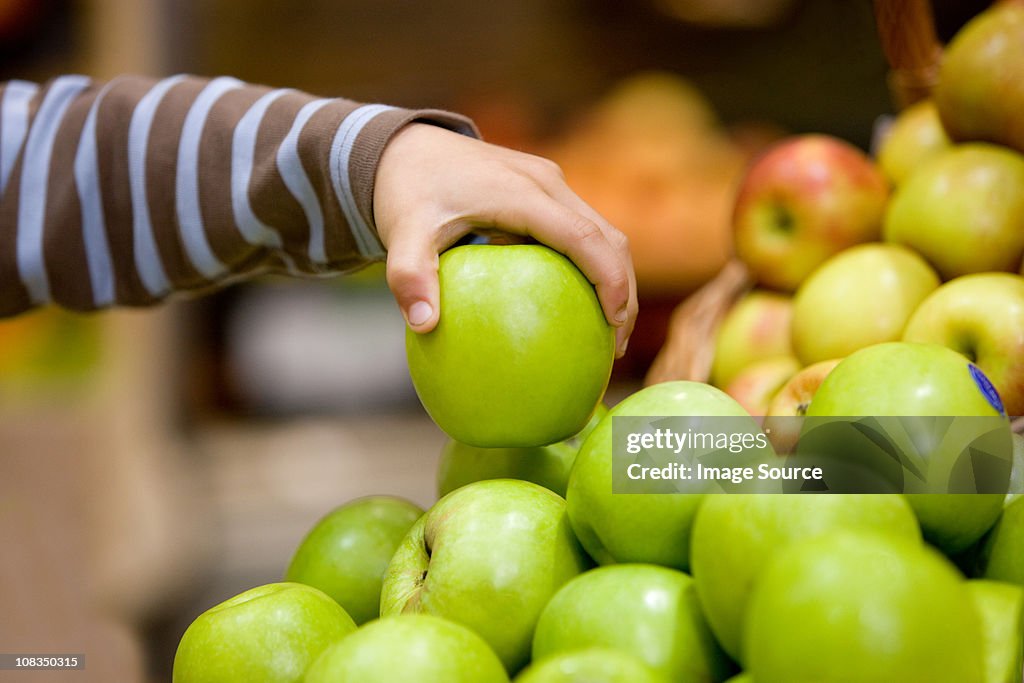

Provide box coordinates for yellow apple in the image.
[791,244,939,365]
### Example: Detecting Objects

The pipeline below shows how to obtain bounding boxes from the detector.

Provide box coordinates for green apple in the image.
[791,243,939,365]
[806,342,1010,555]
[966,580,1024,683]
[532,564,734,682]
[172,582,356,683]
[935,3,1024,155]
[876,99,951,186]
[807,342,1007,419]
[515,649,667,683]
[710,290,794,388]
[437,405,607,498]
[380,479,589,673]
[906,494,1006,558]
[902,273,1024,418]
[745,530,985,682]
[566,381,757,571]
[732,134,888,292]
[690,494,920,662]
[304,614,508,683]
[723,355,801,417]
[406,244,614,448]
[284,496,423,625]
[884,144,1024,279]
[978,496,1024,589]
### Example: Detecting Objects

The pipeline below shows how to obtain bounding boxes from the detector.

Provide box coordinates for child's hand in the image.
[374,123,637,357]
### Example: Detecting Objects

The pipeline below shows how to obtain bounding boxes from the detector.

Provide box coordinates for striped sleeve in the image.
[0,74,479,317]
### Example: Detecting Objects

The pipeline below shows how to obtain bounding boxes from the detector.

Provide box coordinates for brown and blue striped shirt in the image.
[0,74,476,317]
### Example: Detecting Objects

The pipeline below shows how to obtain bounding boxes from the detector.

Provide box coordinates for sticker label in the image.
[969,363,1005,416]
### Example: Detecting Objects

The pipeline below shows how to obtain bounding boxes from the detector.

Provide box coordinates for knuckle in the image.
[385,257,421,289]
[607,270,631,294]
[525,154,565,181]
[570,215,603,244]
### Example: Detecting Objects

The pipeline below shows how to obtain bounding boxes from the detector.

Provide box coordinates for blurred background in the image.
[0,0,989,680]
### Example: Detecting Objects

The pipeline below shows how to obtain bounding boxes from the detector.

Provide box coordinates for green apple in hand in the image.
[876,99,951,187]
[732,134,889,292]
[690,494,920,662]
[902,273,1024,418]
[406,244,614,448]
[710,290,794,388]
[935,3,1024,155]
[966,580,1024,683]
[380,479,589,673]
[566,381,758,571]
[791,243,939,365]
[745,530,984,682]
[515,649,667,683]
[884,144,1024,279]
[284,496,423,625]
[304,615,508,683]
[806,342,1009,555]
[437,405,607,498]
[532,564,734,683]
[172,583,356,683]
[978,496,1024,589]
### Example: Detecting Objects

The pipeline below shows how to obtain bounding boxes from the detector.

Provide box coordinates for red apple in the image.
[732,134,889,292]
[766,359,841,418]
[763,358,841,453]
[710,290,794,388]
[724,356,801,417]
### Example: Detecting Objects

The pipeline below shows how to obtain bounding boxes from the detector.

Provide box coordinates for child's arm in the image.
[0,75,635,354]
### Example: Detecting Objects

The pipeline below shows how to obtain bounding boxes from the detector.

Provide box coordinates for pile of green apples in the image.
[172,6,1024,683]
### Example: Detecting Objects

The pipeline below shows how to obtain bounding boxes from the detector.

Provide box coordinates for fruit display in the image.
[171,5,1024,682]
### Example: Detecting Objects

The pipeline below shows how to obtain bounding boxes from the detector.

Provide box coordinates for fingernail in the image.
[615,305,628,325]
[408,301,433,327]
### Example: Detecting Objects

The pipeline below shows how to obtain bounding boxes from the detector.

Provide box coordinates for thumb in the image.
[385,235,441,333]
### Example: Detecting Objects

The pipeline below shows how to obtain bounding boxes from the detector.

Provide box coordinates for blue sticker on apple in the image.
[969,363,1005,416]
